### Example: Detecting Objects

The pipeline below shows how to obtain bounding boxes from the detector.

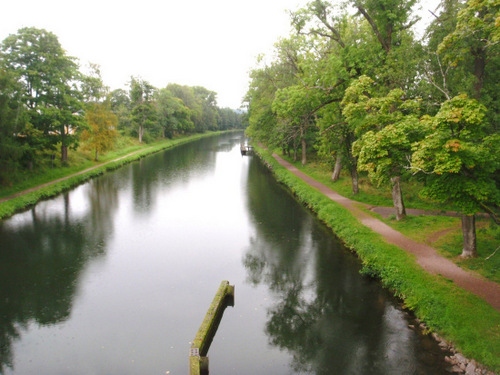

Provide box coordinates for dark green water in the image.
[0,133,451,374]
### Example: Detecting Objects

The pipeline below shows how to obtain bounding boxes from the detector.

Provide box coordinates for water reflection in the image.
[243,157,450,374]
[0,176,119,373]
[130,137,223,214]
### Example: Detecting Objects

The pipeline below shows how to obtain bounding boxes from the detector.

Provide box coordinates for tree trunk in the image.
[390,176,406,220]
[350,166,359,194]
[331,154,342,181]
[94,149,99,162]
[461,214,477,258]
[139,125,144,143]
[61,144,68,163]
[301,136,307,166]
[293,147,298,162]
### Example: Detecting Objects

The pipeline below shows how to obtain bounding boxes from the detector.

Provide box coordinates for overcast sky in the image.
[1,0,438,109]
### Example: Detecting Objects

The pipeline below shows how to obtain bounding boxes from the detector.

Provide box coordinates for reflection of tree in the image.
[243,157,448,374]
[130,134,241,213]
[0,175,119,373]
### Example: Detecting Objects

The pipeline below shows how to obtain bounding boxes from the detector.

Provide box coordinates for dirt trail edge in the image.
[272,153,500,311]
[0,149,150,204]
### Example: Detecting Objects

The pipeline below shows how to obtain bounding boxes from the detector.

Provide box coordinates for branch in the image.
[428,9,439,20]
[485,246,499,261]
[424,53,451,100]
[478,202,500,225]
[401,17,420,31]
[404,155,433,175]
[356,4,390,52]
[321,122,347,134]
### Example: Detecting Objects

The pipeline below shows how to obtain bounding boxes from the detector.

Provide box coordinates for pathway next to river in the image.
[272,153,500,312]
[0,148,151,204]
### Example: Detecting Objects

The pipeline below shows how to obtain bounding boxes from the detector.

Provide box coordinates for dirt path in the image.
[0,149,150,204]
[272,153,500,311]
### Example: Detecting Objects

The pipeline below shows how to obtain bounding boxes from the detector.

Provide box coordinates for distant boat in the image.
[240,143,254,156]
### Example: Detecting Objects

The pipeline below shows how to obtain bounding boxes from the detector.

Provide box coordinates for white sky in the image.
[1,0,439,109]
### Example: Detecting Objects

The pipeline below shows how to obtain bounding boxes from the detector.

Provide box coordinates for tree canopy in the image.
[244,0,499,257]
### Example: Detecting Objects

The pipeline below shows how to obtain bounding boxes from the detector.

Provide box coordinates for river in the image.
[0,132,451,374]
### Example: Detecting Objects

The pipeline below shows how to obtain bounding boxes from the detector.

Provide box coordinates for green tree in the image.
[412,95,500,257]
[217,108,243,130]
[0,68,28,184]
[109,88,132,132]
[194,86,219,131]
[129,77,157,143]
[344,76,422,219]
[156,88,193,138]
[0,27,84,164]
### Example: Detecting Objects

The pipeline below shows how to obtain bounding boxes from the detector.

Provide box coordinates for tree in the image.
[129,77,157,143]
[0,27,84,164]
[109,88,132,132]
[273,85,322,165]
[81,102,118,161]
[156,88,193,138]
[0,68,28,184]
[438,0,499,101]
[79,64,117,161]
[217,108,243,130]
[412,94,500,257]
[343,76,422,219]
[193,86,219,131]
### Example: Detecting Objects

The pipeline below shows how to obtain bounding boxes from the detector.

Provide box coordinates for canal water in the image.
[0,132,451,374]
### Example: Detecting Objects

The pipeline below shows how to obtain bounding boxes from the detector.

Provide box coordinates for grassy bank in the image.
[0,131,226,220]
[279,155,500,285]
[255,146,500,372]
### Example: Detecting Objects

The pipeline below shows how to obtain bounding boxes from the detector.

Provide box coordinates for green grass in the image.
[0,136,143,199]
[435,221,500,284]
[279,153,451,210]
[0,131,226,219]
[256,145,500,373]
[278,152,499,284]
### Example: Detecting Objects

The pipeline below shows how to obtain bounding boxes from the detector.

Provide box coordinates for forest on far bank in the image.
[0,27,245,186]
[243,0,499,258]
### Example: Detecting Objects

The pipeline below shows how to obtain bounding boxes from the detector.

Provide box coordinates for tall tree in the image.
[80,64,117,161]
[344,76,422,220]
[109,88,132,132]
[156,88,193,138]
[0,27,84,164]
[129,77,157,143]
[412,95,499,257]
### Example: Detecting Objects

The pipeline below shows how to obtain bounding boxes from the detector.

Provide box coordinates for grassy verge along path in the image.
[255,145,500,373]
[0,132,224,220]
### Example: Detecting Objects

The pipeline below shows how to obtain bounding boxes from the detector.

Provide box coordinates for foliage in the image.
[0,27,84,163]
[156,88,194,138]
[412,94,499,215]
[129,76,158,143]
[0,68,28,185]
[81,102,118,161]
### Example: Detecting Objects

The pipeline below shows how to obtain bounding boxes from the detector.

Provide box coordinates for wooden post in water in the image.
[189,280,235,375]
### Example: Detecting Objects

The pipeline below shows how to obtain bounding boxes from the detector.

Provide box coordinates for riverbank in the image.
[0,131,229,220]
[254,145,500,373]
